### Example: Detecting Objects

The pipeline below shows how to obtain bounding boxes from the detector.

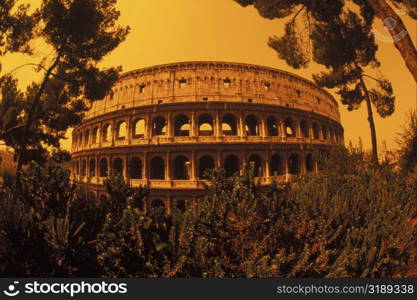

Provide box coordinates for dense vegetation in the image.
[0,146,416,278]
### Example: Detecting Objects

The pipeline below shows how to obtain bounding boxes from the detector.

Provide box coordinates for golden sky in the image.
[2,0,416,152]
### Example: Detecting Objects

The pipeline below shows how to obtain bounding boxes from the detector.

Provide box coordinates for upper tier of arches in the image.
[84,61,340,123]
[72,110,343,152]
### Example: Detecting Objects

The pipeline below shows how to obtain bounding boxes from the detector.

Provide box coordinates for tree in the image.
[312,12,395,162]
[0,0,130,182]
[0,0,38,58]
[0,74,88,166]
[234,0,417,83]
[397,110,417,172]
[366,0,417,83]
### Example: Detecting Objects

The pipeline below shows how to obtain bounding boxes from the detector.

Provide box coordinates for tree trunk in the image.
[360,76,379,163]
[15,54,62,184]
[367,0,417,83]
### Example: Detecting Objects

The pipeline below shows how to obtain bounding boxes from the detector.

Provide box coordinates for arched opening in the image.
[150,156,165,179]
[306,153,314,172]
[151,199,166,212]
[87,192,96,201]
[267,116,279,136]
[136,198,145,211]
[174,114,190,136]
[248,154,262,177]
[92,127,99,144]
[89,159,96,177]
[81,159,86,176]
[133,118,145,137]
[84,130,90,145]
[270,154,284,175]
[335,130,341,144]
[199,155,215,179]
[322,125,328,140]
[102,124,112,142]
[245,115,259,136]
[329,128,335,141]
[300,120,309,138]
[173,156,189,180]
[129,157,142,179]
[75,161,80,175]
[312,122,320,139]
[176,200,187,213]
[116,121,127,139]
[224,155,239,177]
[288,153,301,174]
[285,118,297,137]
[77,133,82,147]
[198,114,213,136]
[221,114,237,136]
[152,116,167,136]
[99,158,108,177]
[112,158,123,176]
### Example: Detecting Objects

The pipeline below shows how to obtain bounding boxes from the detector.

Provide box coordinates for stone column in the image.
[143,152,148,179]
[309,122,314,141]
[214,111,221,137]
[127,116,132,143]
[191,111,196,137]
[280,119,286,139]
[190,151,196,180]
[265,150,270,178]
[239,112,245,137]
[295,119,301,138]
[146,114,152,139]
[111,119,116,145]
[95,156,99,183]
[217,150,222,167]
[167,112,172,137]
[260,115,266,137]
[166,151,171,180]
[99,121,103,147]
[124,153,129,180]
[301,152,307,175]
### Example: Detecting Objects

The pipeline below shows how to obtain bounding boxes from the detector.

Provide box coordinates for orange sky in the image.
[2,0,416,152]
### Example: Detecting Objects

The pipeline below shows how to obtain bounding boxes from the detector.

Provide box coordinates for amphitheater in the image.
[71,61,344,212]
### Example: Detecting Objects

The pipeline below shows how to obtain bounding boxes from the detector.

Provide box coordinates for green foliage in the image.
[0,163,126,276]
[0,0,130,171]
[0,0,37,56]
[397,110,417,173]
[1,151,416,278]
[268,23,309,69]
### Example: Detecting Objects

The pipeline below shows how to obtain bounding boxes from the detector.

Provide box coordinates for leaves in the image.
[369,79,395,118]
[268,23,309,69]
[1,154,416,277]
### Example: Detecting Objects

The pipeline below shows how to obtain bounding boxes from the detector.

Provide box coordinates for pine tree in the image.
[311,11,395,163]
[0,0,130,182]
[234,0,417,83]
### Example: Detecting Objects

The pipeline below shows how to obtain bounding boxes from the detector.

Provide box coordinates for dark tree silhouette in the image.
[234,0,417,83]
[0,0,38,57]
[312,12,395,162]
[0,0,130,183]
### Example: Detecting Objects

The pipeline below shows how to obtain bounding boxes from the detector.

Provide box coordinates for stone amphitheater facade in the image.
[71,61,344,212]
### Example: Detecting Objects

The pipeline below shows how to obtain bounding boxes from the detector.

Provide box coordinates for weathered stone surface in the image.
[71,61,344,212]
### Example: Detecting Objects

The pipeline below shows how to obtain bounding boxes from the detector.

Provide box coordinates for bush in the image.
[1,151,416,278]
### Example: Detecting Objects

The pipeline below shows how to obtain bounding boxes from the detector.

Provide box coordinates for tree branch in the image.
[288,5,305,30]
[367,0,417,83]
[362,74,386,83]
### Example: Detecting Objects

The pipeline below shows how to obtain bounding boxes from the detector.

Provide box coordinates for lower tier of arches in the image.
[72,143,330,184]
